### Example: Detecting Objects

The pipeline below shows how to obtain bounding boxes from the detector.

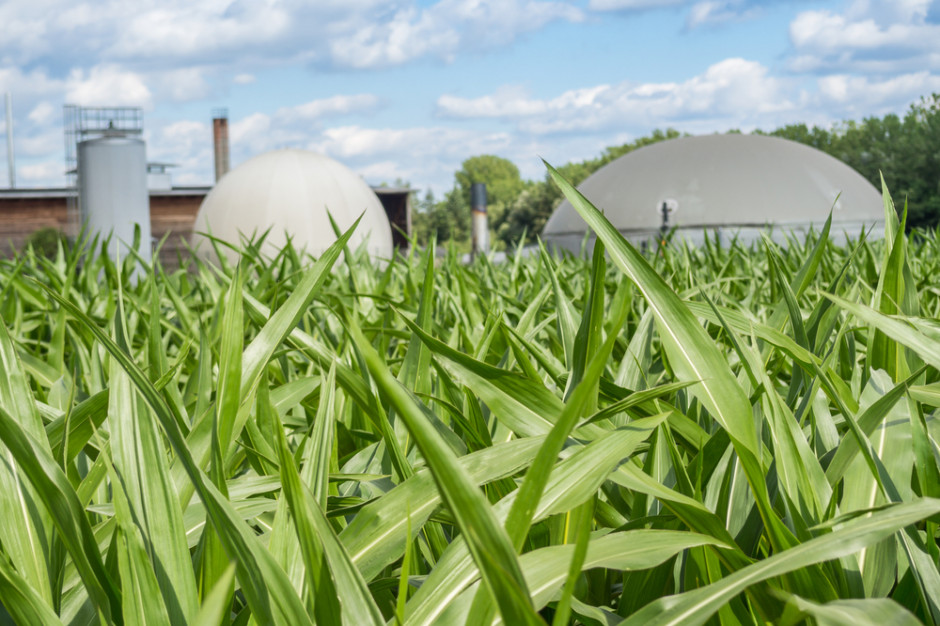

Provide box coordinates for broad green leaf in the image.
[0,553,64,626]
[780,595,921,626]
[0,405,119,622]
[0,318,53,604]
[545,161,798,556]
[619,498,940,626]
[273,410,380,626]
[349,320,541,626]
[341,436,545,580]
[405,418,663,625]
[110,287,198,623]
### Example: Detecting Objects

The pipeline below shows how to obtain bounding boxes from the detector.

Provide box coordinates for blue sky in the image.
[1,0,939,196]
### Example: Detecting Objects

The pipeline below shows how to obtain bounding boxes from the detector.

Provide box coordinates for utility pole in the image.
[4,93,14,188]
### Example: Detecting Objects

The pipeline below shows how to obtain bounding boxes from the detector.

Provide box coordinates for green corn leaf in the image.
[619,498,940,626]
[349,319,542,626]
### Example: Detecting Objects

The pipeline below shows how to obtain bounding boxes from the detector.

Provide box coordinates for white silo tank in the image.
[78,134,151,261]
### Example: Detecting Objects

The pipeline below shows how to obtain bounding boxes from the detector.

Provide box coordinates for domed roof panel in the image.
[194,149,393,259]
[543,134,884,237]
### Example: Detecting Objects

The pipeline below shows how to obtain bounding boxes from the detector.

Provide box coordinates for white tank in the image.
[78,134,151,261]
[193,149,393,261]
[543,134,885,251]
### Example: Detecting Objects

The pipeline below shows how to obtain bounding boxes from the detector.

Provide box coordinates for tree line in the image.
[412,93,940,248]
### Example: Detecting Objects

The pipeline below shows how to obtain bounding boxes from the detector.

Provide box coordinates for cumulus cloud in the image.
[307,124,519,192]
[146,119,215,184]
[223,109,519,192]
[0,66,62,101]
[18,161,63,184]
[589,0,687,10]
[65,65,152,108]
[228,94,385,156]
[280,95,381,122]
[686,1,761,28]
[155,67,212,103]
[17,130,62,158]
[329,0,583,68]
[437,58,799,134]
[588,0,767,28]
[0,0,581,73]
[816,72,940,116]
[310,125,512,159]
[27,101,56,125]
[788,0,940,73]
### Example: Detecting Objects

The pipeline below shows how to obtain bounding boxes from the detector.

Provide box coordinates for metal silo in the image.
[77,132,151,261]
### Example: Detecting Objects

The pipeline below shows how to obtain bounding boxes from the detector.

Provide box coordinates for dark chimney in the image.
[212,108,229,182]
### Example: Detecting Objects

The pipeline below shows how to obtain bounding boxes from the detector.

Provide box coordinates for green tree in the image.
[454,155,526,210]
[411,187,471,247]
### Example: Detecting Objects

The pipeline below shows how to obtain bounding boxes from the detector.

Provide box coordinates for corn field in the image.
[2,168,940,625]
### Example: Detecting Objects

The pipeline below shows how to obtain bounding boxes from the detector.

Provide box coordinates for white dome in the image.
[543,134,884,249]
[193,149,393,259]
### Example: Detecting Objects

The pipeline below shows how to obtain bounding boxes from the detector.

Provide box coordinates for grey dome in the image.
[193,149,393,260]
[543,134,884,249]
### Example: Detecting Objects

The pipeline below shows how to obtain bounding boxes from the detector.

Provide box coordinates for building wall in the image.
[150,194,204,263]
[0,186,410,265]
[0,191,203,266]
[0,196,69,253]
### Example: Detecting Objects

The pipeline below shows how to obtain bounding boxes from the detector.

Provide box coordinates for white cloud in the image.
[111,2,293,61]
[233,73,256,85]
[155,120,211,162]
[588,0,764,28]
[230,113,274,155]
[17,130,61,158]
[155,67,212,103]
[228,94,383,156]
[27,101,56,125]
[438,58,798,134]
[279,95,381,122]
[18,160,62,183]
[358,160,418,185]
[816,72,940,115]
[0,0,581,73]
[686,1,760,28]
[788,1,940,73]
[311,125,512,159]
[147,119,214,183]
[308,125,519,192]
[589,0,687,10]
[0,66,62,100]
[65,64,152,108]
[329,0,582,69]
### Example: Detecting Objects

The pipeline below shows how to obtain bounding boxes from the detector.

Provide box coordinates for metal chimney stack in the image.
[471,182,489,257]
[4,93,14,188]
[212,108,230,182]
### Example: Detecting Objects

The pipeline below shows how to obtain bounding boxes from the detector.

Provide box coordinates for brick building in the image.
[0,185,411,265]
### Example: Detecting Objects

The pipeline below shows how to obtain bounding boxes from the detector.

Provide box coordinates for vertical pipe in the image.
[5,93,14,189]
[471,182,488,258]
[212,109,230,182]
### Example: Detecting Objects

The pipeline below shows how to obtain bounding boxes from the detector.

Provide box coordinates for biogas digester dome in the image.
[193,149,393,259]
[542,134,885,251]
